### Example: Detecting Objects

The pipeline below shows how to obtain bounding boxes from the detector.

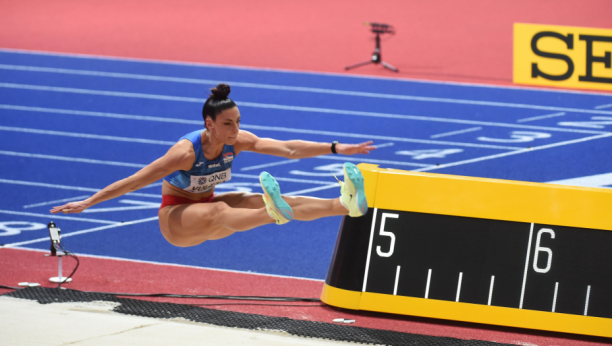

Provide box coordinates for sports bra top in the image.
[163,130,235,194]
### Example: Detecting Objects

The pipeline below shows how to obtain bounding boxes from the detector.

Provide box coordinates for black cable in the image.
[108,292,321,302]
[188,303,325,307]
[53,242,79,289]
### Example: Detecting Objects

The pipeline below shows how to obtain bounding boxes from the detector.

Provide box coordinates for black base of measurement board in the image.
[326,209,612,319]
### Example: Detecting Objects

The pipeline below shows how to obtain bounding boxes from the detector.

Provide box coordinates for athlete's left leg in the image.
[216,163,366,222]
[214,192,348,221]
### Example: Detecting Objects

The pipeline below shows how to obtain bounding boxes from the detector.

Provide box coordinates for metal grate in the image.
[3,287,513,346]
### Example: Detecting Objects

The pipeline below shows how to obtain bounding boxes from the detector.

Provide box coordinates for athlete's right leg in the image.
[158,201,274,247]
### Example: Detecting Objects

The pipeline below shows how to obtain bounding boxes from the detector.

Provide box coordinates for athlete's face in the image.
[208,107,240,144]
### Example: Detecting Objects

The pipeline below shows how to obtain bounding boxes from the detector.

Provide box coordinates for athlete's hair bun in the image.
[202,83,236,127]
[211,83,231,99]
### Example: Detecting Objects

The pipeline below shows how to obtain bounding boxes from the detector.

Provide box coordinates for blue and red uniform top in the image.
[164,130,235,194]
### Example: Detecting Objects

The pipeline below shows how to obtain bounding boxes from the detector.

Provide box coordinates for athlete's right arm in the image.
[50,140,195,214]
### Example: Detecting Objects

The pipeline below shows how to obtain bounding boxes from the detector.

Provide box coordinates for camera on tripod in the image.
[345,22,398,72]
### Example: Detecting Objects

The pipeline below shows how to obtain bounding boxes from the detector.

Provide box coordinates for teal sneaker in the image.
[336,162,368,217]
[259,171,293,224]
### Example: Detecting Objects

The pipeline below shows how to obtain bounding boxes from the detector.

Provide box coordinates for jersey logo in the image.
[223,152,234,164]
[188,168,232,192]
[195,162,204,167]
[208,163,221,168]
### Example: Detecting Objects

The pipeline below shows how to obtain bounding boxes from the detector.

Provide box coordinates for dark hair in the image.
[202,83,237,128]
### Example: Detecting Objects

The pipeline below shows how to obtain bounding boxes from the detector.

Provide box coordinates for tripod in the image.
[346,22,398,72]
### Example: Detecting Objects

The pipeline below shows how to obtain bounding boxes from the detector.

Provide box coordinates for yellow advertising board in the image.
[514,23,612,92]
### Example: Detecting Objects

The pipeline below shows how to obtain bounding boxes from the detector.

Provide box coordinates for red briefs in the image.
[160,194,215,210]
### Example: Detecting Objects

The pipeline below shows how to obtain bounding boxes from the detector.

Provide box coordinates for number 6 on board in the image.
[533,228,555,273]
[376,213,399,257]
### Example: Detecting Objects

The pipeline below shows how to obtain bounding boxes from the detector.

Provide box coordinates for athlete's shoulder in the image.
[180,129,204,142]
[237,129,257,139]
[235,130,258,152]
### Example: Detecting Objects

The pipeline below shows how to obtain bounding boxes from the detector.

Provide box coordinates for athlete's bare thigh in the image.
[213,192,265,209]
[158,201,231,247]
[157,192,266,247]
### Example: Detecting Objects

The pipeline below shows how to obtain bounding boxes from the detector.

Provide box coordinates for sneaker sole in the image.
[344,163,368,216]
[259,172,293,221]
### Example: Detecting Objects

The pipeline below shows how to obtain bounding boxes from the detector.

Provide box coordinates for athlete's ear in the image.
[205,116,214,130]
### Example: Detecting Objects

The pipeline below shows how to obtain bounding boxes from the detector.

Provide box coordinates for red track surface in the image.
[1,248,610,346]
[1,0,610,85]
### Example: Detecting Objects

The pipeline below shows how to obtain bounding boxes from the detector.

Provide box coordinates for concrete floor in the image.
[0,296,365,346]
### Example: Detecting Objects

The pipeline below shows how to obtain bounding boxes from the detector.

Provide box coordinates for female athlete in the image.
[50,84,376,247]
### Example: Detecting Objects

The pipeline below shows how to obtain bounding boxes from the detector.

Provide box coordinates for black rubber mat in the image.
[3,287,514,346]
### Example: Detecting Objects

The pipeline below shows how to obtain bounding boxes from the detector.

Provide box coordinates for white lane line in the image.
[0,178,159,198]
[374,142,394,148]
[0,150,146,168]
[393,266,401,296]
[233,173,331,185]
[314,155,432,167]
[430,127,482,139]
[141,182,164,189]
[414,132,612,173]
[1,90,608,136]
[0,125,175,145]
[517,112,565,123]
[239,102,608,133]
[241,124,521,150]
[3,49,612,97]
[547,172,612,188]
[0,82,206,102]
[241,159,300,171]
[2,67,612,116]
[488,275,495,305]
[283,183,338,196]
[362,208,378,292]
[552,282,559,312]
[595,104,612,109]
[82,200,161,213]
[520,223,535,309]
[425,269,432,299]
[23,195,90,209]
[584,285,591,315]
[455,272,463,302]
[0,104,203,125]
[0,151,333,185]
[0,104,524,150]
[0,209,117,225]
[0,216,159,249]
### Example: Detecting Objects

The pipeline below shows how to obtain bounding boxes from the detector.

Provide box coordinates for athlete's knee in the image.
[211,200,230,213]
[244,193,264,208]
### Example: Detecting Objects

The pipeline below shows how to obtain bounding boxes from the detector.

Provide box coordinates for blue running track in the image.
[1,49,611,279]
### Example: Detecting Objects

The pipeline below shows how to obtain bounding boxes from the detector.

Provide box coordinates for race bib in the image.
[185,168,231,193]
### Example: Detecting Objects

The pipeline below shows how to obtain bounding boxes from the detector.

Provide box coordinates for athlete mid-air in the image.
[51,84,375,247]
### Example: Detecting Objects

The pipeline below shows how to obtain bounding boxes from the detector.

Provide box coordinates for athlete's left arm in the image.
[235,130,376,159]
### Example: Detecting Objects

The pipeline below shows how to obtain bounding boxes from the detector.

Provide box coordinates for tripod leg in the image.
[346,60,375,70]
[381,61,399,72]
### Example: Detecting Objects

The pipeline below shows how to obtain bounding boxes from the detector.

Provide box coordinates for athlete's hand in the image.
[336,141,376,155]
[50,200,90,214]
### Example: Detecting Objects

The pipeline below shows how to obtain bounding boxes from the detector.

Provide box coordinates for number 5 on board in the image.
[377,213,399,257]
